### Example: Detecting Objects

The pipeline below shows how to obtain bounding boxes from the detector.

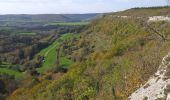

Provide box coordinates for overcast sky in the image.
[0,0,167,14]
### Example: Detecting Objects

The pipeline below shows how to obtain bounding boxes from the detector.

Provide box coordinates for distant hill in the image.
[0,14,100,22]
[112,6,170,17]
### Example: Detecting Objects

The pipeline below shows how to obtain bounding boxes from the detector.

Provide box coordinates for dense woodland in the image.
[0,6,170,100]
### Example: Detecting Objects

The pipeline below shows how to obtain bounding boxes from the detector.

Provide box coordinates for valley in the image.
[0,6,170,100]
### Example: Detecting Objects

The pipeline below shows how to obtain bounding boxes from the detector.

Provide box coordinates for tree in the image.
[56,46,61,66]
[16,49,24,59]
[0,80,5,94]
[0,56,2,65]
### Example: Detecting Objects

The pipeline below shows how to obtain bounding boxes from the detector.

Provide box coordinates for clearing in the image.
[36,33,80,73]
[0,62,23,79]
[46,21,89,26]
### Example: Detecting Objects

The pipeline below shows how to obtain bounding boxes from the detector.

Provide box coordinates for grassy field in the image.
[0,68,22,79]
[37,33,80,73]
[0,62,23,79]
[47,21,89,26]
[0,26,14,30]
[0,62,11,68]
[18,32,37,35]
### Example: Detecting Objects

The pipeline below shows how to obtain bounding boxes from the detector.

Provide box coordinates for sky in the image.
[0,0,168,14]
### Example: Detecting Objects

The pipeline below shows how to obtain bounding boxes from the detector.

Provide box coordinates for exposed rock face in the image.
[109,15,170,22]
[129,52,170,100]
[148,16,170,22]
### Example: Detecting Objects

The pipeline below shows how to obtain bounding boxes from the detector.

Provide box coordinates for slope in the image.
[129,52,170,99]
[112,6,170,17]
[8,7,170,100]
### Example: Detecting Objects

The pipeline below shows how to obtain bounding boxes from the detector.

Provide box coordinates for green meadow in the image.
[18,32,37,35]
[0,62,23,79]
[37,33,80,73]
[47,21,89,26]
